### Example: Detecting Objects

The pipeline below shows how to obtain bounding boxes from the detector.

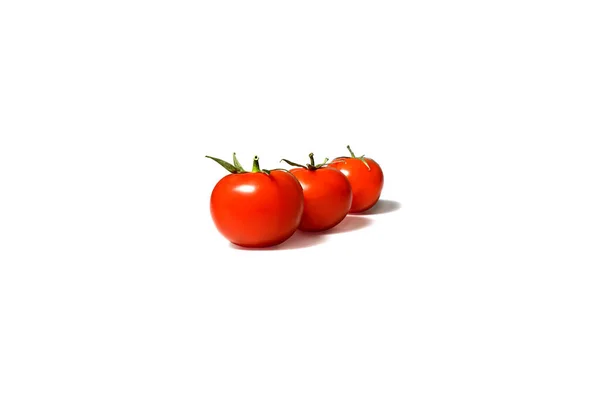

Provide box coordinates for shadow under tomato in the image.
[229,230,327,251]
[318,215,373,234]
[354,199,401,216]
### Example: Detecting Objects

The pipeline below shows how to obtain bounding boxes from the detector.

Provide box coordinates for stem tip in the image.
[252,156,260,172]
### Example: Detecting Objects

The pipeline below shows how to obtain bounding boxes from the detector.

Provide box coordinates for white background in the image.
[1,1,599,399]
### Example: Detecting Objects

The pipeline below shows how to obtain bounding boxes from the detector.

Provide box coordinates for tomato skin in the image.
[289,167,352,232]
[210,170,304,248]
[329,157,384,213]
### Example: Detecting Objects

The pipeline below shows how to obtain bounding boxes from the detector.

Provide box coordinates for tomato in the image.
[329,146,384,213]
[281,153,352,231]
[206,154,304,248]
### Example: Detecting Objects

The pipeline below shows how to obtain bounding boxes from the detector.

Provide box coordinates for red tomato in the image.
[282,153,352,231]
[329,146,384,213]
[207,154,304,248]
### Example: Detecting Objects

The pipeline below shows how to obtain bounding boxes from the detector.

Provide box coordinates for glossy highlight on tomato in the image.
[329,145,384,213]
[281,153,352,232]
[207,154,304,248]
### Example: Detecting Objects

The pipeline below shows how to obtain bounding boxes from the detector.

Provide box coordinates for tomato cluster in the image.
[206,146,384,248]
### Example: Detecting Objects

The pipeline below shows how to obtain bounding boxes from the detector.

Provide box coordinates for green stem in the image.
[251,156,261,172]
[206,155,240,174]
[232,153,245,172]
[316,157,329,168]
[280,152,330,171]
[347,145,356,158]
[280,159,306,168]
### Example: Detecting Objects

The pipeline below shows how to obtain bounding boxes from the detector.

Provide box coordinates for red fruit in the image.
[329,145,384,213]
[207,154,304,248]
[282,153,352,232]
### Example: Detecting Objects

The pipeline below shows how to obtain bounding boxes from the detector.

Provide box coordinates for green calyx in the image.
[342,145,371,170]
[280,152,330,171]
[205,153,272,174]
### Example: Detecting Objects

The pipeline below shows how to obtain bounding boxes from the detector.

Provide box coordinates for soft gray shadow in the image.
[355,199,401,215]
[229,230,326,251]
[319,215,373,234]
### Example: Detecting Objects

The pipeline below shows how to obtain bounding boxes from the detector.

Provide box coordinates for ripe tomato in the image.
[329,146,384,213]
[281,153,352,232]
[207,154,304,248]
